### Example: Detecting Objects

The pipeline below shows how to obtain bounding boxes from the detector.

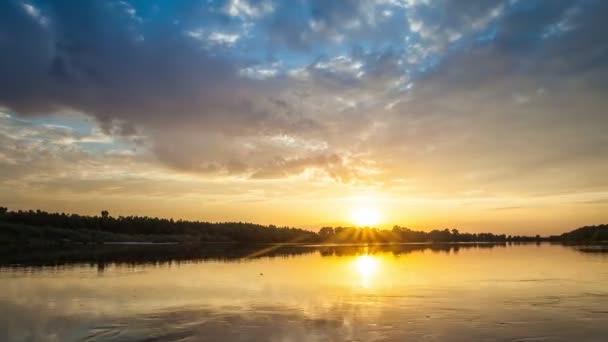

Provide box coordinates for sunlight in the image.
[353,254,380,288]
[351,206,381,227]
[355,255,378,277]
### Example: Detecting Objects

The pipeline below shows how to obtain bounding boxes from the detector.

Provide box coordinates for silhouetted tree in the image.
[556,225,608,242]
[0,207,320,243]
[318,227,335,239]
[1,206,598,244]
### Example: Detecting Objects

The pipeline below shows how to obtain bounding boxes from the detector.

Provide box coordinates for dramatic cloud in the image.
[0,0,607,231]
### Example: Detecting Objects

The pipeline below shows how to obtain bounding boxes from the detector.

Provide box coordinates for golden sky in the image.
[1,0,607,234]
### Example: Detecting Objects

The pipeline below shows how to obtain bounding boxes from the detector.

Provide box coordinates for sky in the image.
[0,0,607,234]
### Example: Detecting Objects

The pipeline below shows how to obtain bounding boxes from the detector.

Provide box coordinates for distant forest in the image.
[0,207,606,245]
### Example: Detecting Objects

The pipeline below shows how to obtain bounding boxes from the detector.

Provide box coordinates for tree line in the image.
[0,207,606,244]
[555,224,608,242]
[0,207,317,243]
[319,226,542,243]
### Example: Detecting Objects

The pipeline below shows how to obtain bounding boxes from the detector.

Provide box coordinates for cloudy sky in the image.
[1,0,607,234]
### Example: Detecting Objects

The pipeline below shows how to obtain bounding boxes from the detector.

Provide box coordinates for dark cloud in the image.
[0,0,278,128]
[0,0,607,192]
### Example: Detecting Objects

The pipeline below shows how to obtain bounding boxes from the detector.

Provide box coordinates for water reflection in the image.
[0,243,607,341]
[571,244,608,254]
[82,299,608,342]
[353,254,379,288]
[0,242,512,269]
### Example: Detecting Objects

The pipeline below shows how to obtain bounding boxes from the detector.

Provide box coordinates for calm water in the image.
[0,243,607,341]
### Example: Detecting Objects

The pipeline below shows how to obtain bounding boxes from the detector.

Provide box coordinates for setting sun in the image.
[351,207,381,227]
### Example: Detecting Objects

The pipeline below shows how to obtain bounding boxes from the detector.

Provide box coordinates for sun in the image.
[351,206,381,227]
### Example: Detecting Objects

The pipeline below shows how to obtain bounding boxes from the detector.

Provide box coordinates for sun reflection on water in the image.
[353,254,380,288]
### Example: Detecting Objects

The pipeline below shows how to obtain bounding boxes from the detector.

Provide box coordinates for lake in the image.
[0,243,607,341]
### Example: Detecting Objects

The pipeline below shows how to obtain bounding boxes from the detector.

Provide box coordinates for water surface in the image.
[1,243,607,341]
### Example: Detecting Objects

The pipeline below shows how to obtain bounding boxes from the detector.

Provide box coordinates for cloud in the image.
[0,0,607,199]
[208,32,241,45]
[225,0,274,19]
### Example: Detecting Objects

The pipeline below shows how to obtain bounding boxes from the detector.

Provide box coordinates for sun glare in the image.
[355,255,379,277]
[353,255,380,288]
[351,207,381,227]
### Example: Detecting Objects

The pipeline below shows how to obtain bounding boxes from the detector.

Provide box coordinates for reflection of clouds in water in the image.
[86,305,352,342]
[1,244,608,341]
[1,288,607,341]
[0,300,96,342]
[81,301,608,342]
